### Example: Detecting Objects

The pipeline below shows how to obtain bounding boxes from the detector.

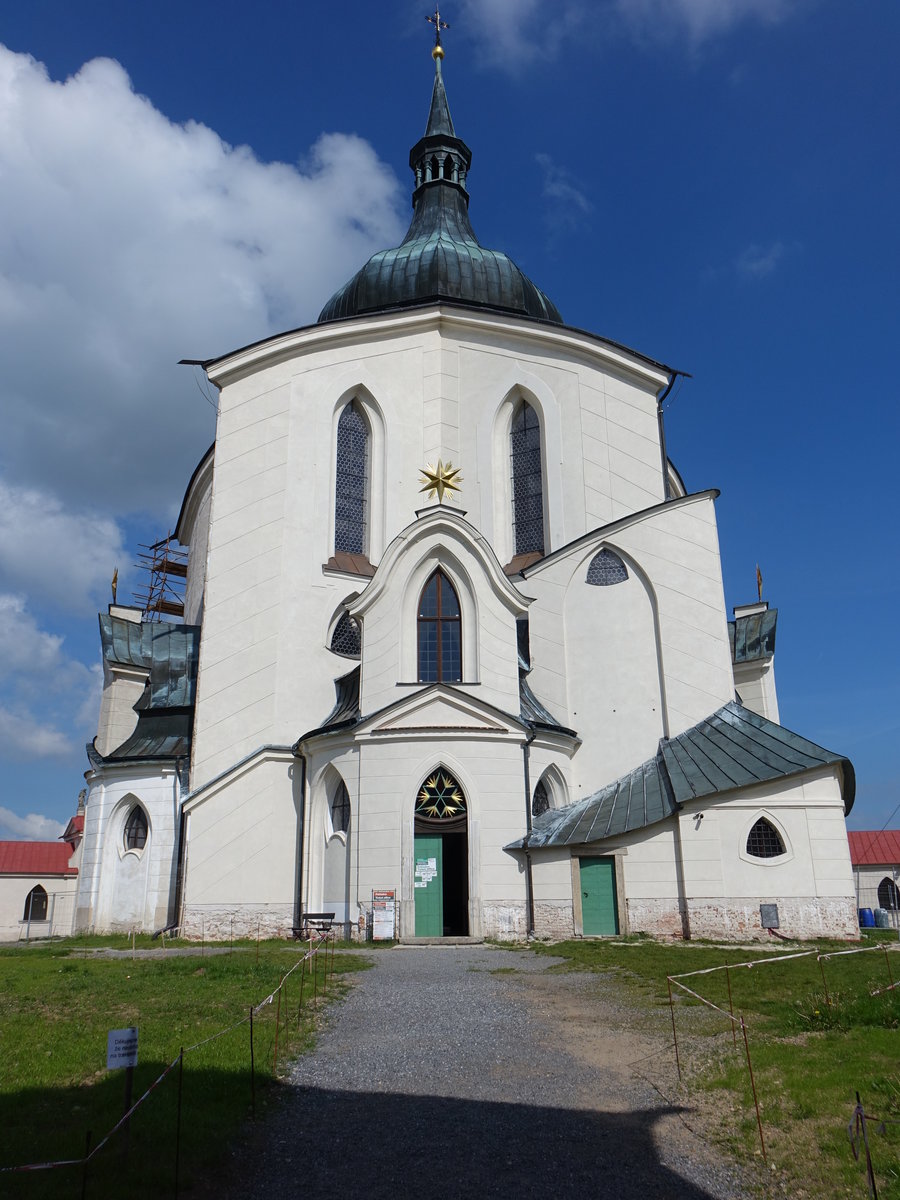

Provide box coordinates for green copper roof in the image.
[509,701,855,851]
[729,607,778,663]
[318,59,562,326]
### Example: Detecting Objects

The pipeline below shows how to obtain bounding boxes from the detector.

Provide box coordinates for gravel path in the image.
[221,945,769,1200]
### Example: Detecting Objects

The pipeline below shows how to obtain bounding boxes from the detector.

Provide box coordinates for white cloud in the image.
[458,0,801,64]
[736,240,788,279]
[0,482,125,613]
[457,0,585,67]
[0,804,65,840]
[536,154,592,229]
[0,707,75,762]
[0,45,405,524]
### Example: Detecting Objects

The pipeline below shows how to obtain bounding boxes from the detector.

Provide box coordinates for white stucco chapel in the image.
[74,46,858,944]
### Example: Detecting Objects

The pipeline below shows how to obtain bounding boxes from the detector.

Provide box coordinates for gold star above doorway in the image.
[418,458,463,504]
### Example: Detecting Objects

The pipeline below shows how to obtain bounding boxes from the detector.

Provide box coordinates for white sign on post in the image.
[107,1027,139,1070]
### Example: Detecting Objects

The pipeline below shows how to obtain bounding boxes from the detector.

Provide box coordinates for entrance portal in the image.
[414,770,468,937]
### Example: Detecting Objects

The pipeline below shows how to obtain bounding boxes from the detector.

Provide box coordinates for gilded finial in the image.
[419,459,463,504]
[426,5,449,59]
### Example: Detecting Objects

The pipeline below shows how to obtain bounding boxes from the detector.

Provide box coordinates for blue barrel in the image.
[874,908,891,929]
[858,908,875,927]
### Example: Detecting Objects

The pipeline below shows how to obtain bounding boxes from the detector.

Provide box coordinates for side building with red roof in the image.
[0,810,83,941]
[848,831,900,925]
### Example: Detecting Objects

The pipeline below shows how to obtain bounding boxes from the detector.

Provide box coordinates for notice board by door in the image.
[579,857,619,936]
[414,835,443,937]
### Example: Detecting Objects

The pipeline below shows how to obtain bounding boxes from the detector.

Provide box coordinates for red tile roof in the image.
[0,841,77,876]
[848,830,900,866]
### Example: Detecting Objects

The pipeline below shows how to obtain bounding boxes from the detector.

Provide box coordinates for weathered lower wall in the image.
[181,903,295,941]
[532,900,574,940]
[482,901,528,941]
[626,896,859,941]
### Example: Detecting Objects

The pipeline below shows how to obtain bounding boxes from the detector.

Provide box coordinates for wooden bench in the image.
[292,912,336,939]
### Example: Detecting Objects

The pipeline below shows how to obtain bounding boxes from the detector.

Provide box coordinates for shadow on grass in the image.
[216,1086,725,1200]
[0,1064,289,1199]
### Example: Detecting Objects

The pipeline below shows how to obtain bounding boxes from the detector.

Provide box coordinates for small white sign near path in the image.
[107,1026,138,1070]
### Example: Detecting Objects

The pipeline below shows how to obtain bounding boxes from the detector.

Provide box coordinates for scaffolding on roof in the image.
[131,533,187,621]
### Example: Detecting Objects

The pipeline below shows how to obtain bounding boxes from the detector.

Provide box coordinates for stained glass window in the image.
[510,400,545,556]
[416,770,466,820]
[418,570,461,682]
[331,782,351,834]
[330,611,361,658]
[124,806,148,851]
[587,549,628,586]
[746,818,785,859]
[532,779,550,818]
[334,401,368,555]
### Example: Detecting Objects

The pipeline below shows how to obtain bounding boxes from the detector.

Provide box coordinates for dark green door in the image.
[414,835,443,937]
[580,857,618,936]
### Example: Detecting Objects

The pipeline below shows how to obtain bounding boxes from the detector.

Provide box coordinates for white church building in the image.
[74,48,858,944]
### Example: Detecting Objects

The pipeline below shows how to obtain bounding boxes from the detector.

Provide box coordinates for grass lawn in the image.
[0,934,369,1199]
[532,933,900,1199]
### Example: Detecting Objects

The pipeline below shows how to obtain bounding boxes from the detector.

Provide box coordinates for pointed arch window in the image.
[417,570,461,683]
[587,549,628,586]
[878,877,899,910]
[510,400,545,557]
[334,401,369,555]
[330,610,361,658]
[746,817,785,859]
[124,806,148,852]
[331,781,351,835]
[532,779,550,818]
[23,885,47,922]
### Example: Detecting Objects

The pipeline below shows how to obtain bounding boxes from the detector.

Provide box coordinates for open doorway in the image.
[413,769,468,937]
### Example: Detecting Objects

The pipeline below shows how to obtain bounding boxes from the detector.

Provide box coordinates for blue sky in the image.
[0,0,897,837]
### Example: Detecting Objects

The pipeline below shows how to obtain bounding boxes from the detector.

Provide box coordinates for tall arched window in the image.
[746,817,785,859]
[23,885,47,922]
[418,570,461,683]
[124,806,148,851]
[532,779,550,818]
[334,401,369,555]
[331,781,351,834]
[878,877,899,910]
[510,400,545,557]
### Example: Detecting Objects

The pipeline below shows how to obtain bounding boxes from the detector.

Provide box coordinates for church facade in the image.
[74,53,858,943]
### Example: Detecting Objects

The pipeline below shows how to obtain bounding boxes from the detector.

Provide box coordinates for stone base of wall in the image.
[181,905,296,941]
[533,901,575,940]
[627,896,860,942]
[482,902,528,941]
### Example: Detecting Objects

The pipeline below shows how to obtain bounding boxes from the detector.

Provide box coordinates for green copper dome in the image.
[318,59,562,326]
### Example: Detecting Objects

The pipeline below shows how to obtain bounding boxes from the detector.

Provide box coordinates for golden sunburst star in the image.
[419,459,463,503]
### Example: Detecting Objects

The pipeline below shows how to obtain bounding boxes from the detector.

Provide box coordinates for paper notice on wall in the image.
[414,881,426,888]
[372,889,396,940]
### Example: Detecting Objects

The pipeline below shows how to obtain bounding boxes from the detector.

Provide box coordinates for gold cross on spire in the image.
[426,5,449,59]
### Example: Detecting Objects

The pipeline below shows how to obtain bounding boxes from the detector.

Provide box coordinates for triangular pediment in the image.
[360,686,524,738]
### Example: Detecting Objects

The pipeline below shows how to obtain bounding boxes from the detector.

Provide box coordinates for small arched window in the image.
[510,400,545,557]
[124,806,148,851]
[331,781,351,834]
[746,817,785,859]
[23,885,47,922]
[587,549,628,586]
[330,611,361,658]
[532,779,550,818]
[334,401,369,555]
[878,877,899,910]
[417,570,461,683]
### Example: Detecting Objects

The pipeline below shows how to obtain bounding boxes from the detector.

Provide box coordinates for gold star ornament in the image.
[418,459,463,504]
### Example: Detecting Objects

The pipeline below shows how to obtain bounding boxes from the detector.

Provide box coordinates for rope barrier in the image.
[0,927,338,1176]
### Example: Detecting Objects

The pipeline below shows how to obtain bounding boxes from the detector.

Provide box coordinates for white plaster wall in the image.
[182,751,301,937]
[524,492,733,798]
[179,455,214,627]
[734,658,780,722]
[75,766,180,933]
[0,875,78,941]
[95,665,147,757]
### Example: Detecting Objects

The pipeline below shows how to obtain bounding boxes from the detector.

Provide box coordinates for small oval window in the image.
[124,807,148,851]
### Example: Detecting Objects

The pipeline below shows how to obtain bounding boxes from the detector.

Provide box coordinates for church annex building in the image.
[74,49,858,944]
